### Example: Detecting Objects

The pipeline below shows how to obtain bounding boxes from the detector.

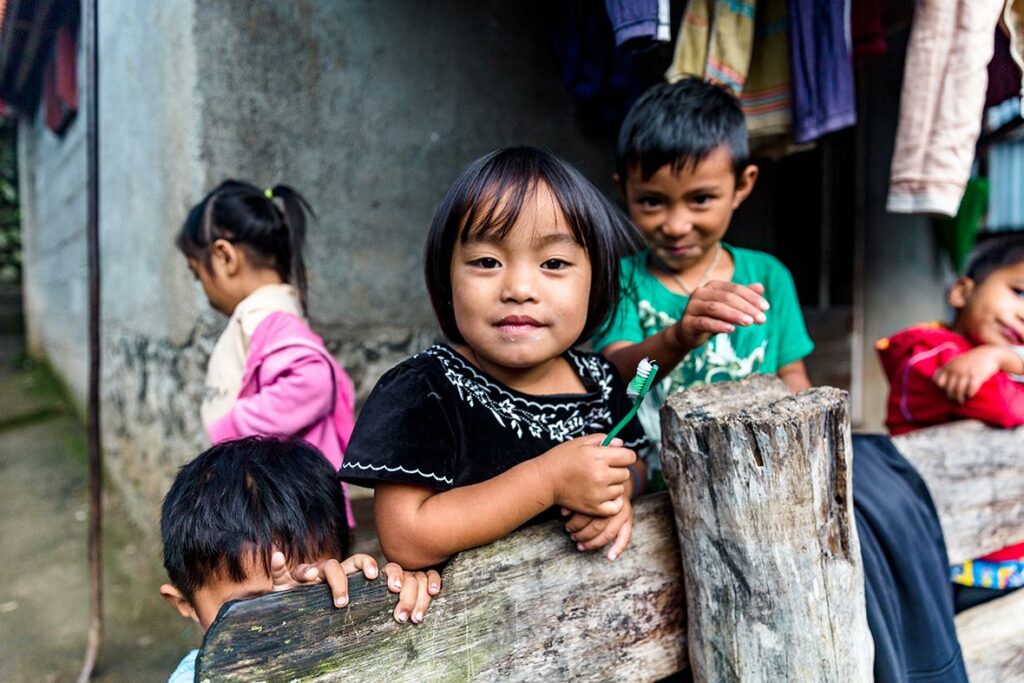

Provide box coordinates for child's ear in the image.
[160,583,200,624]
[947,276,975,309]
[732,164,759,208]
[210,238,242,277]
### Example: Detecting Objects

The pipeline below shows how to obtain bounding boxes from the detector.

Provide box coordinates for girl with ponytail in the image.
[177,180,356,527]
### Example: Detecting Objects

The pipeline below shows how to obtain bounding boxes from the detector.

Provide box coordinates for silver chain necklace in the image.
[660,243,722,295]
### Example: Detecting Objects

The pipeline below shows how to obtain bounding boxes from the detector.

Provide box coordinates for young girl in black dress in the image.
[341,147,648,570]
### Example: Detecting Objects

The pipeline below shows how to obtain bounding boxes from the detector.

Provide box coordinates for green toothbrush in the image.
[602,358,659,446]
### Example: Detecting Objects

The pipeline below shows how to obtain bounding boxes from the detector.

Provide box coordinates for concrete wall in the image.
[17,46,89,406]
[18,0,617,531]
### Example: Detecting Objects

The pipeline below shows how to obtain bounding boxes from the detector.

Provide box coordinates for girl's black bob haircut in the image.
[161,436,348,603]
[176,179,313,314]
[425,146,642,346]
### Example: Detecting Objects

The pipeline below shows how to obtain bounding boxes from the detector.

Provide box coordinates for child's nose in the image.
[501,265,538,302]
[662,208,693,237]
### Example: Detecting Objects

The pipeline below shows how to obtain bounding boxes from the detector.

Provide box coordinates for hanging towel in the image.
[788,0,856,144]
[665,0,757,95]
[887,0,1005,217]
[742,0,792,142]
[604,0,671,48]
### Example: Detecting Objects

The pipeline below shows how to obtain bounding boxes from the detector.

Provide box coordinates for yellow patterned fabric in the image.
[666,0,757,95]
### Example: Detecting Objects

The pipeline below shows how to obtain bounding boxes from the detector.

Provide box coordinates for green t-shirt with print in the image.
[592,244,814,488]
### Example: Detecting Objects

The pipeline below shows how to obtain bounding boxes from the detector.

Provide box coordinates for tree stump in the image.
[660,375,872,682]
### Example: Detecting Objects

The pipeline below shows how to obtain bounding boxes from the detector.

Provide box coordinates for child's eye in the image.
[469,257,501,269]
[541,258,570,270]
[636,196,664,210]
[1014,287,1024,298]
[691,194,716,206]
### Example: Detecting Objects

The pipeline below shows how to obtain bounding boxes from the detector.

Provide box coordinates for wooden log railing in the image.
[196,377,1024,682]
[197,493,688,682]
[660,376,872,682]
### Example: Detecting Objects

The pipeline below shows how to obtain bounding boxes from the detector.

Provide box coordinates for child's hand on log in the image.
[932,345,1021,403]
[561,496,633,561]
[269,551,441,624]
[539,434,635,516]
[674,281,768,352]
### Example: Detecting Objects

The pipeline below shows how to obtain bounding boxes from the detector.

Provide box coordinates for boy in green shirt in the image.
[593,78,814,487]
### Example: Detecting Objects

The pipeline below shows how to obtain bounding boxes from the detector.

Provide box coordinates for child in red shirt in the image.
[877,233,1024,606]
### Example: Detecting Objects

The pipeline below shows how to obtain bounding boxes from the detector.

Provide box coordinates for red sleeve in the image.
[952,372,1024,429]
[883,338,961,431]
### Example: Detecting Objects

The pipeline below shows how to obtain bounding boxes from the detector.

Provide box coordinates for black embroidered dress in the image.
[340,344,647,502]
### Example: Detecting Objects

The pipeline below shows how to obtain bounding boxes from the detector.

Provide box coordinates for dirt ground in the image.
[0,329,381,682]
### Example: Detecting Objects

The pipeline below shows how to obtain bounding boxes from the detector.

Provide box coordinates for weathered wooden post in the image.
[660,375,872,682]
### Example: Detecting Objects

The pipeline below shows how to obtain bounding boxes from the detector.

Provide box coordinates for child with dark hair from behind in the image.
[160,437,440,683]
[177,181,357,528]
[877,232,1024,609]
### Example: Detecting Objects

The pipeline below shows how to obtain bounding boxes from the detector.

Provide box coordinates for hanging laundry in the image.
[787,0,855,145]
[546,0,646,136]
[665,0,757,95]
[604,0,671,49]
[936,176,988,273]
[1004,1,1024,97]
[987,26,1021,108]
[987,140,1024,231]
[851,0,885,62]
[741,0,792,145]
[887,1,1004,217]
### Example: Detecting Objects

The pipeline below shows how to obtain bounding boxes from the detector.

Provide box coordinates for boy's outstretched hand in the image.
[270,551,442,624]
[561,496,633,562]
[676,281,769,352]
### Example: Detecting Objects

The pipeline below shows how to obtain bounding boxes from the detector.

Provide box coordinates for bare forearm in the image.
[992,346,1024,375]
[603,326,694,383]
[376,460,554,569]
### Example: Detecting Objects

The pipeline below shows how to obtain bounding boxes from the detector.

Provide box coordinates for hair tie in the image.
[264,188,274,199]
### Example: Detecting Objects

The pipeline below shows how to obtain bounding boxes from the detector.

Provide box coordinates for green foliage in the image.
[0,120,19,285]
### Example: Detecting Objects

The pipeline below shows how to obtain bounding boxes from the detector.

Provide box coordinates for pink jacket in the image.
[208,311,356,527]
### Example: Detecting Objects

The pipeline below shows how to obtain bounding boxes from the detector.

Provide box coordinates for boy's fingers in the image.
[322,559,351,607]
[270,551,289,582]
[410,574,433,624]
[594,496,625,517]
[607,518,633,562]
[394,574,418,624]
[382,562,404,593]
[340,553,379,580]
[426,569,442,595]
[704,280,769,309]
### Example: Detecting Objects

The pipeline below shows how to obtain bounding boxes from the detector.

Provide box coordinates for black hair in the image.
[424,146,643,345]
[965,231,1024,283]
[161,436,348,603]
[616,78,750,181]
[176,179,313,314]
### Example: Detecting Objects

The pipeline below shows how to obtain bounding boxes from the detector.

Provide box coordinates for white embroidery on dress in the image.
[423,345,615,441]
[341,460,454,486]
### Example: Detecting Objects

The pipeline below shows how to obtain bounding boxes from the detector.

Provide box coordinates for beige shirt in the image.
[201,283,304,431]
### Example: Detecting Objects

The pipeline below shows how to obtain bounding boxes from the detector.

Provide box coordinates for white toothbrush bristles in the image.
[627,357,654,398]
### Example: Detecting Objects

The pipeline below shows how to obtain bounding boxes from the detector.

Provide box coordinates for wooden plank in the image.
[891,421,1024,565]
[196,493,687,682]
[661,375,873,683]
[956,589,1024,683]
